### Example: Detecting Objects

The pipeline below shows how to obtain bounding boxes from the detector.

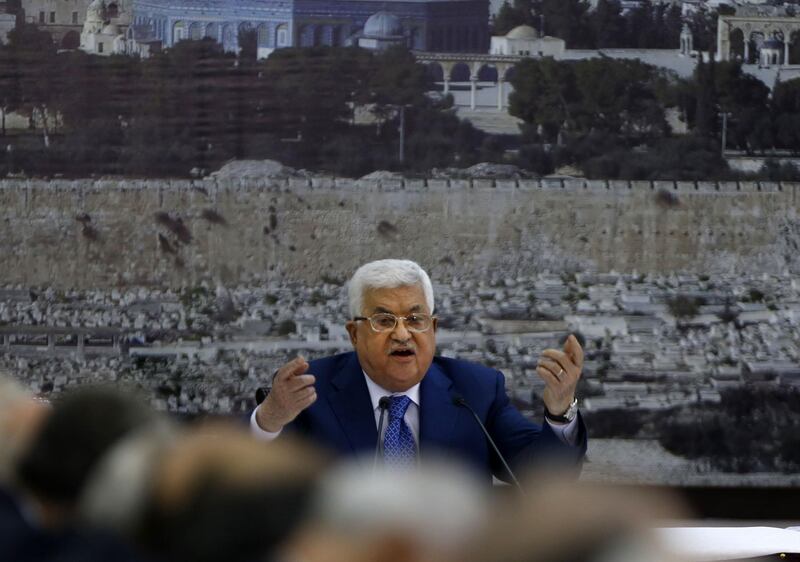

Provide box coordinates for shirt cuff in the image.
[545,415,579,446]
[250,405,282,441]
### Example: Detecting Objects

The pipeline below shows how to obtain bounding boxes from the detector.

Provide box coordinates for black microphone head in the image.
[378,396,392,409]
[451,394,466,407]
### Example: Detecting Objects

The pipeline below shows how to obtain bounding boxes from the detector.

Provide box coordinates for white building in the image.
[0,13,14,45]
[358,11,407,51]
[80,0,160,57]
[489,24,565,58]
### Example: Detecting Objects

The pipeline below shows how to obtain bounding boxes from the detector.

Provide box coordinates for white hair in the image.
[347,259,434,318]
[311,459,486,552]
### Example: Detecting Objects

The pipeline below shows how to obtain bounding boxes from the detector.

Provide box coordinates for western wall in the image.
[0,177,797,288]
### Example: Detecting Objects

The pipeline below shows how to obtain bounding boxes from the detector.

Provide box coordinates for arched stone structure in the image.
[718,15,800,65]
[414,52,520,110]
[257,23,269,47]
[62,30,81,49]
[173,20,187,43]
[222,23,236,51]
[189,21,203,40]
[205,22,219,41]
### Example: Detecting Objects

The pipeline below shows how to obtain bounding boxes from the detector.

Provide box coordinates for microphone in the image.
[452,394,525,495]
[373,396,392,468]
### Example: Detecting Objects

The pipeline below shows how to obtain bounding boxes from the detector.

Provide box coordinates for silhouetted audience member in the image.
[139,423,324,562]
[464,475,689,562]
[4,385,159,562]
[281,459,487,562]
[0,374,49,486]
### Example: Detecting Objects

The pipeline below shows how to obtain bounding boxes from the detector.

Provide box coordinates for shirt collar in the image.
[362,370,420,411]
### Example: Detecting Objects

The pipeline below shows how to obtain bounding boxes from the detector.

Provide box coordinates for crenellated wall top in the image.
[0,177,797,195]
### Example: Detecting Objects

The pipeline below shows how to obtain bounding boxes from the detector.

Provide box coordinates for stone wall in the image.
[1,177,798,288]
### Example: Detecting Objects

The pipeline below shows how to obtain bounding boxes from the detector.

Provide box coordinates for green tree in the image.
[592,0,626,48]
[769,78,800,152]
[4,24,57,146]
[509,57,578,141]
[572,58,668,136]
[534,0,593,48]
[492,1,529,36]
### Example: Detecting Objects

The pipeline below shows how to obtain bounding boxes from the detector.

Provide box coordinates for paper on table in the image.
[656,526,800,561]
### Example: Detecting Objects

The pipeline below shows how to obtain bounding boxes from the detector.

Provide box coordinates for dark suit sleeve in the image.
[486,370,587,480]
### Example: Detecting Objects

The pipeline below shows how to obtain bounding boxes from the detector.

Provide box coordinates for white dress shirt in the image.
[250,371,579,447]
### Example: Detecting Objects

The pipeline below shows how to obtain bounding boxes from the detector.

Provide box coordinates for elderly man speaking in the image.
[251,259,586,481]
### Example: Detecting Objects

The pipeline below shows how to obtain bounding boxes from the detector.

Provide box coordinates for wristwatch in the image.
[544,398,578,424]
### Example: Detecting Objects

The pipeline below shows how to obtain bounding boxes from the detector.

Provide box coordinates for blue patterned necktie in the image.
[383,395,416,468]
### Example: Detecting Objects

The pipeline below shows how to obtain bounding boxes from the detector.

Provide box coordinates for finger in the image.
[564,335,584,366]
[296,388,317,409]
[542,349,569,365]
[541,350,571,372]
[275,357,309,382]
[537,358,564,378]
[537,366,563,387]
[286,374,316,391]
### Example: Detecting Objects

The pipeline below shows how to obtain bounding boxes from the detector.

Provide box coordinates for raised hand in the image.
[255,356,317,432]
[536,334,584,417]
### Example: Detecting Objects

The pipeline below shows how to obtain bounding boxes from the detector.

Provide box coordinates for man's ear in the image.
[346,321,358,346]
[432,316,438,332]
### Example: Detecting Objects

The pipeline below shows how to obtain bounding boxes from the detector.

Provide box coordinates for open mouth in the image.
[390,349,415,357]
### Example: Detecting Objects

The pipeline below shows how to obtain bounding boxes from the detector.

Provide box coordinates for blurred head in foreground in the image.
[140,423,325,562]
[464,474,690,562]
[15,385,156,528]
[283,459,487,562]
[0,374,49,486]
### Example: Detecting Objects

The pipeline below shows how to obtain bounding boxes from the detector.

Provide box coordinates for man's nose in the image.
[391,317,412,341]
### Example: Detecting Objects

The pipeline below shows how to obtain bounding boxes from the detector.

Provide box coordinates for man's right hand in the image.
[255,356,317,433]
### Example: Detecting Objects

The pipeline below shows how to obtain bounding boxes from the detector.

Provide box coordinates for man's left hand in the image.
[536,334,583,416]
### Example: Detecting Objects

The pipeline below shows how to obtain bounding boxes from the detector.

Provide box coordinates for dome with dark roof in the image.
[506,24,537,40]
[363,11,403,38]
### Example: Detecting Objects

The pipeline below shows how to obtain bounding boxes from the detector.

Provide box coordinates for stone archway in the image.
[719,15,800,65]
[729,28,744,61]
[205,22,219,42]
[189,21,203,41]
[257,23,269,48]
[173,21,187,44]
[61,30,80,49]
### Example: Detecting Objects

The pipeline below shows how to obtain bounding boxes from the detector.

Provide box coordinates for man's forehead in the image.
[362,285,428,312]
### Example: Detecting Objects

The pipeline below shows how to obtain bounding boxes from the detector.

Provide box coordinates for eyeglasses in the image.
[353,313,434,333]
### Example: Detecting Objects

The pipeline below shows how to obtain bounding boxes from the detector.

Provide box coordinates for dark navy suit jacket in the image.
[284,352,587,481]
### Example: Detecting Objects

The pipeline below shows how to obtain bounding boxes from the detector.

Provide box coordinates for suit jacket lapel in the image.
[328,353,378,456]
[419,362,461,455]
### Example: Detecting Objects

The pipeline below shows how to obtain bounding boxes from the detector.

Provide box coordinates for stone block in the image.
[517,179,539,190]
[427,179,449,191]
[495,179,517,190]
[562,179,584,191]
[403,179,426,191]
[585,179,609,191]
[311,177,334,189]
[334,178,357,190]
[541,178,563,190]
[380,179,403,191]
[472,179,494,189]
